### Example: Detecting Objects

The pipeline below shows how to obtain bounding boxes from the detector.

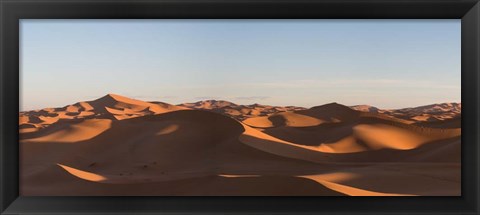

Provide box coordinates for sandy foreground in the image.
[19,94,461,196]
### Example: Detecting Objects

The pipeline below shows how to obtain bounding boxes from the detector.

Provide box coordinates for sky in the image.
[20,19,460,111]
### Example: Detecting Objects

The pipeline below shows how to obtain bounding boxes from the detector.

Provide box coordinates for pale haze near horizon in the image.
[20,20,460,111]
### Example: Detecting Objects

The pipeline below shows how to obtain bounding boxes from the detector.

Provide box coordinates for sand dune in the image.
[351,102,461,125]
[179,100,305,120]
[242,103,364,128]
[19,94,186,132]
[243,112,325,128]
[20,94,461,196]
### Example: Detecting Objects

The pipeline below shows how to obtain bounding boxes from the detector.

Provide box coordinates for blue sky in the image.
[20,19,460,111]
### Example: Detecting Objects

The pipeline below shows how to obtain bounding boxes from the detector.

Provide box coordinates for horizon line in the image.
[19,93,461,112]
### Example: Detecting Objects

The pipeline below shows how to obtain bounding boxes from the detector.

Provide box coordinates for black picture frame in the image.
[1,0,479,214]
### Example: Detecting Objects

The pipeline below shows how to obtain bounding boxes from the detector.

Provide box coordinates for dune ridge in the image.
[20,94,461,196]
[19,94,187,133]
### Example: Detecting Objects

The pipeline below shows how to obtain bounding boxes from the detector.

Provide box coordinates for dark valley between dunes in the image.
[19,94,461,196]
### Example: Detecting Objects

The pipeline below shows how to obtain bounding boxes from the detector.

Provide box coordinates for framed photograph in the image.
[1,0,479,214]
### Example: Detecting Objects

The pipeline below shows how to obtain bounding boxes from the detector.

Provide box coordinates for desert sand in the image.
[19,94,461,196]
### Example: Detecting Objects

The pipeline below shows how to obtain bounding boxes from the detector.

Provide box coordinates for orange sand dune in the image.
[351,103,461,125]
[179,100,305,121]
[240,103,459,156]
[19,94,187,130]
[20,94,461,196]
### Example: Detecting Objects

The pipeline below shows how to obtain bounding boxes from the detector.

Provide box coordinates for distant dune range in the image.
[20,94,461,196]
